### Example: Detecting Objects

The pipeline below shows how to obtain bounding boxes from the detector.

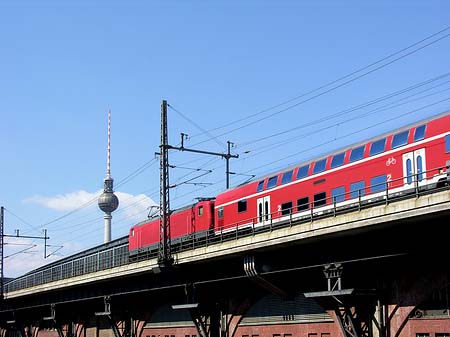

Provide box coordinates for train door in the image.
[402,148,427,188]
[257,196,271,225]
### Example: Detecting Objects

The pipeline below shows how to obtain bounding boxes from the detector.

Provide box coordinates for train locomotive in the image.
[129,111,450,258]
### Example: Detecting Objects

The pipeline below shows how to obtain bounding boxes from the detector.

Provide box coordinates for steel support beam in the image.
[243,255,287,298]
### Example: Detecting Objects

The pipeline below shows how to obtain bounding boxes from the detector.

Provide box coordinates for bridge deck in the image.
[6,188,450,299]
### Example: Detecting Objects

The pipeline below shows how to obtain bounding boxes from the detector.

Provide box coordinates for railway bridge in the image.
[1,186,450,337]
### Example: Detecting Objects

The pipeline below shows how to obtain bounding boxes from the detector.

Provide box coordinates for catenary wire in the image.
[189,26,450,140]
[190,33,450,147]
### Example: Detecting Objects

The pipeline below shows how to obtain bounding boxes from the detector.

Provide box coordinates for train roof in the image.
[225,110,450,192]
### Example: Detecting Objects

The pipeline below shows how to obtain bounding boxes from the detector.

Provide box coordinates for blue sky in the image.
[0,0,449,277]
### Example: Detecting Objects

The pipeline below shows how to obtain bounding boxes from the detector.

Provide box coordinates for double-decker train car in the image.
[214,111,450,232]
[129,111,450,256]
[128,198,215,258]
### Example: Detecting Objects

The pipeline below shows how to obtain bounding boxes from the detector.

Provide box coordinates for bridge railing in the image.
[200,165,449,247]
[5,242,129,293]
[5,166,449,294]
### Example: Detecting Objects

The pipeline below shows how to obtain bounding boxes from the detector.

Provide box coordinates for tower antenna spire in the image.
[107,109,111,179]
[98,109,119,243]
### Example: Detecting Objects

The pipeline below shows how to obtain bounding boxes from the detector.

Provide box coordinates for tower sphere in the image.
[98,191,119,213]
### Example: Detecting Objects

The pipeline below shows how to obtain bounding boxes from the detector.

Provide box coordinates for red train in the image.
[129,111,450,258]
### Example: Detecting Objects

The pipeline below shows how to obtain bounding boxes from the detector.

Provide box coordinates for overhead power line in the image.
[240,73,450,148]
[189,26,450,145]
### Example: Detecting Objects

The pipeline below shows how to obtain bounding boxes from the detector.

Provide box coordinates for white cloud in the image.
[24,190,100,211]
[114,191,158,221]
[24,190,157,222]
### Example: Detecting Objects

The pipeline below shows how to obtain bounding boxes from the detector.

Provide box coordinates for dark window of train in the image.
[330,152,345,169]
[370,175,387,193]
[414,124,426,141]
[267,175,278,189]
[446,134,450,153]
[297,197,309,211]
[296,165,309,179]
[331,186,345,202]
[392,130,409,148]
[198,206,203,216]
[350,181,365,198]
[314,192,327,207]
[257,180,264,192]
[370,138,386,156]
[313,159,326,174]
[281,201,293,215]
[281,170,293,184]
[349,146,365,162]
[238,199,247,213]
[218,207,224,218]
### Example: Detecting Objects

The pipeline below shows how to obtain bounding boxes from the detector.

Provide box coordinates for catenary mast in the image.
[98,110,119,243]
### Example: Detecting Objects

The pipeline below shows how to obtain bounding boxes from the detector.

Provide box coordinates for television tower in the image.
[98,110,119,243]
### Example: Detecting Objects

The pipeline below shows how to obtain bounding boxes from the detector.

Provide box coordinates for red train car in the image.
[129,111,450,254]
[128,198,215,258]
[214,111,450,233]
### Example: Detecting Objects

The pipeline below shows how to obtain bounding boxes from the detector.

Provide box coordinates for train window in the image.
[218,207,224,218]
[314,192,327,207]
[349,145,365,162]
[370,175,387,193]
[414,124,426,141]
[350,181,365,198]
[296,165,309,179]
[406,159,413,184]
[330,152,345,169]
[446,134,450,153]
[331,186,345,202]
[370,138,386,156]
[198,206,204,216]
[313,159,326,174]
[392,130,409,148]
[257,180,264,192]
[267,175,278,189]
[281,201,293,215]
[297,197,309,211]
[131,229,134,237]
[238,199,247,213]
[281,170,293,184]
[416,155,424,182]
